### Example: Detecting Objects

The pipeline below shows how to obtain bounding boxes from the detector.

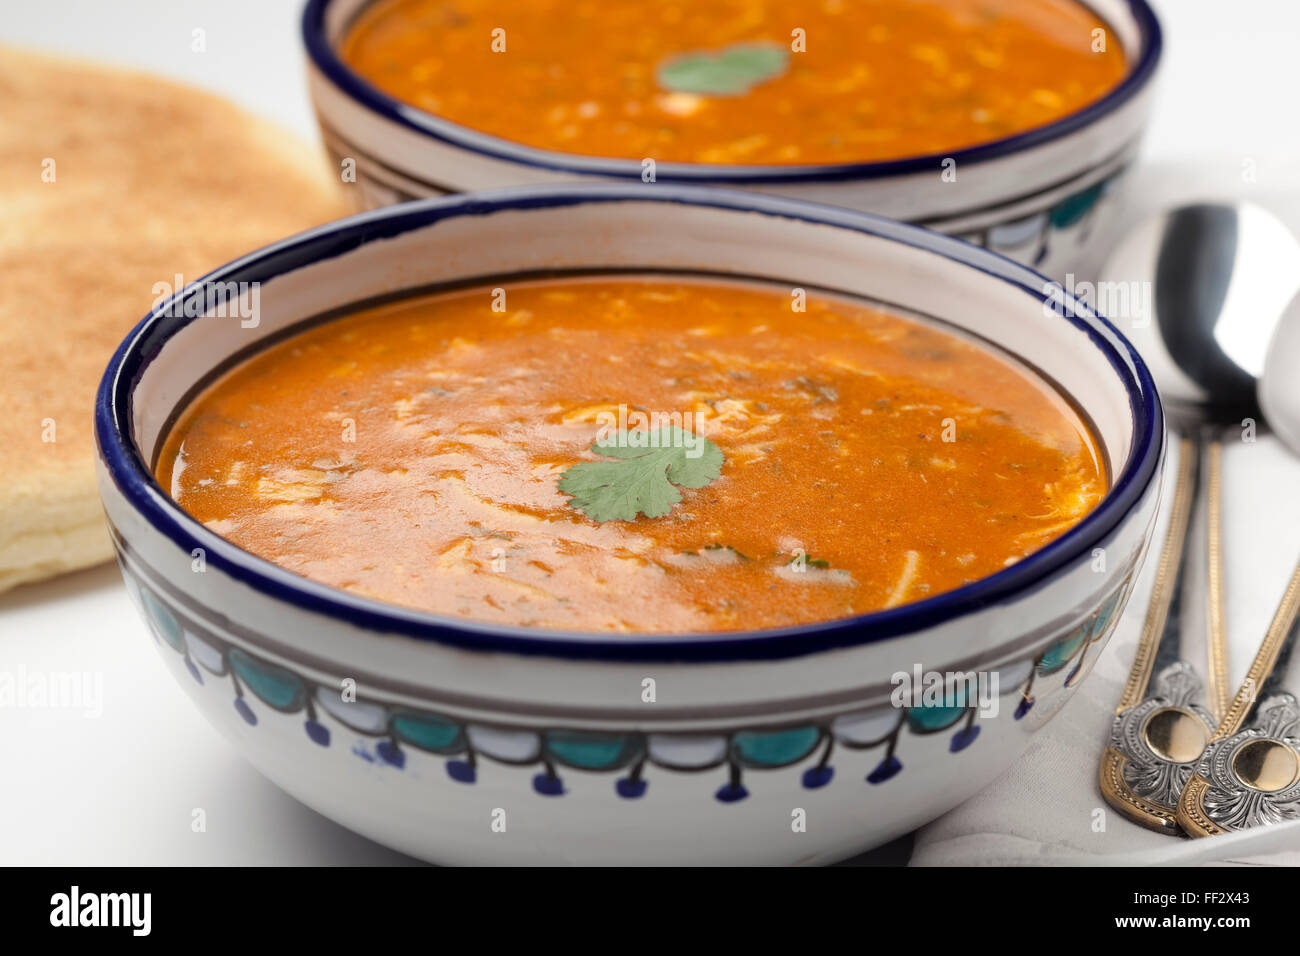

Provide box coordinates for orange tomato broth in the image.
[156,276,1107,634]
[339,0,1127,166]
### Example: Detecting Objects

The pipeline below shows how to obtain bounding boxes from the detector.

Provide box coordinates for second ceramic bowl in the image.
[303,0,1162,278]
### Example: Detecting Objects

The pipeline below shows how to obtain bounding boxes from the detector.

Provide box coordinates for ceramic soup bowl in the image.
[96,185,1163,864]
[303,0,1161,279]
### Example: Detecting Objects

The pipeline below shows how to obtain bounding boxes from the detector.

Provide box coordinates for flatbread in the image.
[0,47,349,593]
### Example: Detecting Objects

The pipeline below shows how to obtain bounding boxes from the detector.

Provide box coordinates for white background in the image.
[1,0,1297,864]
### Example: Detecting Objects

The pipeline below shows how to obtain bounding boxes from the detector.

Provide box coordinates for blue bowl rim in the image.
[95,184,1164,663]
[300,0,1163,186]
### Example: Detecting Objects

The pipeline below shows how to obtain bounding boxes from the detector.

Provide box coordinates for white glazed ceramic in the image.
[303,0,1162,279]
[96,186,1164,865]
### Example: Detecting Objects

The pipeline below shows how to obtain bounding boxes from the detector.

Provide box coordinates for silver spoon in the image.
[1095,202,1300,832]
[1175,292,1300,836]
[1261,290,1300,457]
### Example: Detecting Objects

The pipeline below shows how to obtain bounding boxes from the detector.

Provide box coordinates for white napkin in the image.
[912,424,1300,865]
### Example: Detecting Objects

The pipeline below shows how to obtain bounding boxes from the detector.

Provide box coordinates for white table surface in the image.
[2,0,1298,865]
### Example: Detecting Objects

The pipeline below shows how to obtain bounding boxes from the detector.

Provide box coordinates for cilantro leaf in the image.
[657,43,790,96]
[558,426,724,522]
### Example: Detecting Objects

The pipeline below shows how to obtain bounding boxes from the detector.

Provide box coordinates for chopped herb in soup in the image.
[340,0,1128,165]
[156,276,1106,633]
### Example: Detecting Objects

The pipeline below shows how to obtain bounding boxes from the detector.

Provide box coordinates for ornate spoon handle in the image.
[1177,556,1300,837]
[1100,434,1226,832]
[1205,439,1231,717]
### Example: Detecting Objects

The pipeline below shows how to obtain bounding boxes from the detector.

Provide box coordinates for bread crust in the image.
[0,47,349,592]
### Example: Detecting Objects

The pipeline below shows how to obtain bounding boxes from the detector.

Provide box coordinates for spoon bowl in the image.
[1102,202,1300,421]
[1260,289,1300,456]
